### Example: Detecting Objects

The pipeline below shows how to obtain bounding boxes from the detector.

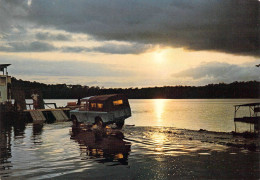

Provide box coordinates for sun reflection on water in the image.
[151,131,166,146]
[154,99,166,124]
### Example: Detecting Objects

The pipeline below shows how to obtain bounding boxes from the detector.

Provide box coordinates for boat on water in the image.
[234,103,260,134]
[68,94,131,129]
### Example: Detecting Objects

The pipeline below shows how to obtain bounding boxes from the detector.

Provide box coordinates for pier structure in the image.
[0,64,11,104]
[0,64,14,117]
[234,103,260,134]
[0,64,70,123]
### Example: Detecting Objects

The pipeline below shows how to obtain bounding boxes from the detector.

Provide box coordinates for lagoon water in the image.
[0,99,259,179]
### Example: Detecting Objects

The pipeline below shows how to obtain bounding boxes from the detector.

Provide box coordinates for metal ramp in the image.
[29,110,46,123]
[51,110,69,122]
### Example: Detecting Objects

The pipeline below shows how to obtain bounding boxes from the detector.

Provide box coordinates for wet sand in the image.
[0,122,259,179]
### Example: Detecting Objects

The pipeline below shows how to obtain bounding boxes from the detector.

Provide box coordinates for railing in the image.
[26,103,57,110]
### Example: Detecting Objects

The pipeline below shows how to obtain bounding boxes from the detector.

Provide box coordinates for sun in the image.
[153,51,165,63]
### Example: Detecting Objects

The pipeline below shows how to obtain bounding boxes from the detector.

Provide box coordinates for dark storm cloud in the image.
[1,57,132,77]
[0,0,29,32]
[35,32,72,41]
[0,41,56,52]
[27,0,259,56]
[0,0,259,56]
[173,62,260,83]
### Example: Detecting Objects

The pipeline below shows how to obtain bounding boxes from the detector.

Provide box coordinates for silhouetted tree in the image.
[11,77,260,99]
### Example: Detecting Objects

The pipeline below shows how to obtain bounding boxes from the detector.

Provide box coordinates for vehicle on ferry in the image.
[68,94,131,129]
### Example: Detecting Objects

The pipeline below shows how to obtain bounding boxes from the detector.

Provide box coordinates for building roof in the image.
[0,64,11,71]
[234,103,260,107]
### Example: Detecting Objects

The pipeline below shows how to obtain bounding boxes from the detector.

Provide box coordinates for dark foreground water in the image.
[0,99,259,179]
[0,121,259,179]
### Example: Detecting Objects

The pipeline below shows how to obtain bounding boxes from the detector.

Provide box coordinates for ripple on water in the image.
[0,122,259,179]
[123,126,232,160]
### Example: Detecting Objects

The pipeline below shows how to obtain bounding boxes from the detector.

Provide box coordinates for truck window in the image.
[97,103,103,109]
[91,103,96,108]
[113,100,123,106]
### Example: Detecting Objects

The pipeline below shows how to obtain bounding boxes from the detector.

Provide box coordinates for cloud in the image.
[26,0,259,56]
[35,32,72,41]
[0,57,132,77]
[62,43,153,54]
[92,43,153,54]
[0,0,259,56]
[0,33,151,54]
[0,0,29,32]
[173,62,260,83]
[0,41,56,52]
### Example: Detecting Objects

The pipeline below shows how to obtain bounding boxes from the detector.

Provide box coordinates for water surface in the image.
[47,98,259,132]
[0,99,259,179]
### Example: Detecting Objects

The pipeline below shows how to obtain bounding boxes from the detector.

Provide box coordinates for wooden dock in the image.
[234,103,260,134]
[0,64,71,124]
[24,108,70,123]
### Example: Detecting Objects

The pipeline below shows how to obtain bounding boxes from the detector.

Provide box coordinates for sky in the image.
[0,0,259,87]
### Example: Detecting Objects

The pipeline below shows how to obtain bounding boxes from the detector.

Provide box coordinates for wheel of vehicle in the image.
[116,121,124,129]
[71,115,79,127]
[95,116,103,128]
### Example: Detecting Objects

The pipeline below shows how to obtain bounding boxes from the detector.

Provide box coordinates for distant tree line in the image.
[11,77,260,99]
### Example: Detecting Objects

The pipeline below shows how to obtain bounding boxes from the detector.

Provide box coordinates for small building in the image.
[0,64,11,104]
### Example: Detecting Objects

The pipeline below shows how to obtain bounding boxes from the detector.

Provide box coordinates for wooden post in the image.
[12,89,26,111]
[234,106,237,133]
